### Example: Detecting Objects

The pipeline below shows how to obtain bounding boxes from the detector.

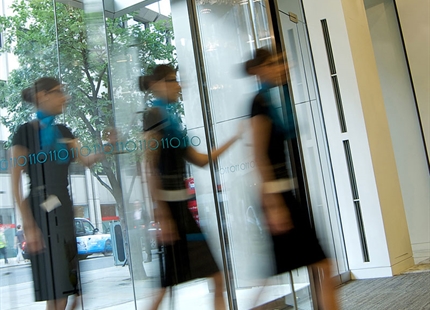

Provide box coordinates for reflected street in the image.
[0,255,117,287]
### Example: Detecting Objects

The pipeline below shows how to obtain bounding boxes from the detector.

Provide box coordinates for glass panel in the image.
[195,3,264,309]
[53,1,138,308]
[0,0,344,309]
[277,1,349,279]
[194,1,313,309]
[251,0,273,47]
[0,1,71,308]
[107,0,232,308]
[0,0,171,308]
[291,267,313,310]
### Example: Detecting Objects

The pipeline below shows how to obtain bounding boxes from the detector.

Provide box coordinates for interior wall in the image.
[302,0,414,278]
[340,0,414,275]
[395,0,430,163]
[364,0,430,264]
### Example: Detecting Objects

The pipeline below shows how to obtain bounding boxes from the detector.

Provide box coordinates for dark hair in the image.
[244,48,273,75]
[139,64,176,91]
[17,225,21,229]
[22,77,61,105]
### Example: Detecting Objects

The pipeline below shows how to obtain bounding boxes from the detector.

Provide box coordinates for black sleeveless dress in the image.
[251,87,326,274]
[12,122,79,301]
[143,103,219,287]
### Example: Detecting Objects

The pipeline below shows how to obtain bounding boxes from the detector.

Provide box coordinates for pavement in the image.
[0,256,30,268]
[0,255,166,310]
[0,255,304,310]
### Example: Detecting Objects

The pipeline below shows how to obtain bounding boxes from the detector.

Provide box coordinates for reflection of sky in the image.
[146,0,171,16]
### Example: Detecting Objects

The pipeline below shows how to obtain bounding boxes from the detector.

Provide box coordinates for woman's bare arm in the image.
[68,138,104,168]
[11,145,45,252]
[185,133,241,167]
[11,146,31,225]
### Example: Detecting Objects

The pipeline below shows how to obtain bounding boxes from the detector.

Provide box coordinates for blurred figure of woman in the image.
[245,49,338,310]
[11,77,104,310]
[139,65,241,310]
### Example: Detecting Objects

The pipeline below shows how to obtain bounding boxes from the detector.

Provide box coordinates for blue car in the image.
[22,218,113,260]
[75,218,113,259]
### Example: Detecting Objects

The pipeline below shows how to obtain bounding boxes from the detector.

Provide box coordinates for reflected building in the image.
[0,0,428,309]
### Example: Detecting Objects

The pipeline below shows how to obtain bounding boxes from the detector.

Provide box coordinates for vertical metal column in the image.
[185,1,238,309]
[96,0,138,308]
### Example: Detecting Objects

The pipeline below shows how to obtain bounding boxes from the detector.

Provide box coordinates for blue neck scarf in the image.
[259,83,296,139]
[36,110,69,164]
[36,110,58,149]
[152,99,184,139]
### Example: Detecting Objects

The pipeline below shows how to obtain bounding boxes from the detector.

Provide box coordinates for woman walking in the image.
[11,77,104,310]
[139,65,241,310]
[245,49,338,310]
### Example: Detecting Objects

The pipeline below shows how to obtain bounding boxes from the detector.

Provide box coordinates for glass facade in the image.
[0,0,348,309]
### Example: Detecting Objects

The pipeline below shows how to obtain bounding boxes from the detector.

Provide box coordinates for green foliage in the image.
[0,0,177,201]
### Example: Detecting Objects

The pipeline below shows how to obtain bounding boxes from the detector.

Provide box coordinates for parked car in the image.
[75,218,112,259]
[22,218,112,260]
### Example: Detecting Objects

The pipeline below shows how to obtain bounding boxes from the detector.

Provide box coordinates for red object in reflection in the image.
[102,216,120,222]
[185,177,200,227]
[185,178,196,195]
[188,199,199,226]
[0,224,15,229]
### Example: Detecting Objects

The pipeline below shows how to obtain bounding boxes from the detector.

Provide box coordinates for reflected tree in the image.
[0,0,176,277]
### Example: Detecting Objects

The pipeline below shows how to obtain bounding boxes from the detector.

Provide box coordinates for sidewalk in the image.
[1,255,303,310]
[0,257,28,267]
[1,256,163,310]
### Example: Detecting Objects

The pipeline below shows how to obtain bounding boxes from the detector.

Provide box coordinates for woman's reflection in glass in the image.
[139,65,241,310]
[11,77,106,310]
[245,49,339,310]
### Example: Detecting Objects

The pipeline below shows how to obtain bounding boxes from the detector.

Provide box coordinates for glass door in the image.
[62,0,236,308]
[274,0,349,284]
[0,0,344,308]
[190,0,316,309]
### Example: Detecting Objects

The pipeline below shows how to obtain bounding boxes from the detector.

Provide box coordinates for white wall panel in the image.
[302,0,414,278]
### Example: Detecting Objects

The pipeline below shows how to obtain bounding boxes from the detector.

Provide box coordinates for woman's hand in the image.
[23,223,45,254]
[15,198,45,254]
[102,127,118,144]
[262,193,294,235]
[158,218,180,245]
[154,202,179,245]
